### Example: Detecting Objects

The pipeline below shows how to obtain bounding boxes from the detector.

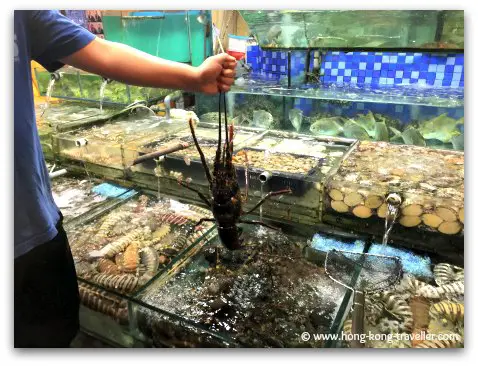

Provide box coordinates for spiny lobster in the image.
[178,92,291,250]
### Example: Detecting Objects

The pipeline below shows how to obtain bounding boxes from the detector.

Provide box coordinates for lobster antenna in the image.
[223,92,229,152]
[216,92,222,164]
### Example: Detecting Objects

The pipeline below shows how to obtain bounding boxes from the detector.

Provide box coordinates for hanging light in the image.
[197,10,207,24]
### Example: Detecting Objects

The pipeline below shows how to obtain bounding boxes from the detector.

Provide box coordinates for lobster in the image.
[178,92,291,250]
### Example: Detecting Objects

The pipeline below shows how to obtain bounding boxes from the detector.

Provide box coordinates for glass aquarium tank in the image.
[54,106,189,172]
[132,225,351,348]
[64,191,217,346]
[50,173,136,223]
[34,65,173,106]
[197,82,464,152]
[35,100,125,160]
[240,11,464,50]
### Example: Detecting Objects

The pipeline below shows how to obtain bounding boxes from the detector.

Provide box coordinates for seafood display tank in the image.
[38,10,464,348]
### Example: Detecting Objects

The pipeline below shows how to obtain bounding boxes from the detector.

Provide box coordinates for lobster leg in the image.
[177,180,212,208]
[242,188,292,216]
[238,219,280,232]
[193,217,215,228]
[188,118,212,184]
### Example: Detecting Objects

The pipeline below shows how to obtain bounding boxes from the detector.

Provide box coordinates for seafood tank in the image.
[197,82,464,152]
[50,173,136,223]
[240,10,463,49]
[64,192,217,346]
[34,65,173,106]
[340,266,464,349]
[35,100,125,160]
[54,105,190,177]
[132,226,350,348]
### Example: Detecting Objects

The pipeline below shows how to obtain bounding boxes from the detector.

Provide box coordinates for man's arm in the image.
[60,38,236,95]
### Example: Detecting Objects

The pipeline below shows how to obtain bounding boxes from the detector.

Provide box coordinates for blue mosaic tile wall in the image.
[244,46,464,123]
[322,52,464,88]
[246,46,465,88]
[246,46,313,79]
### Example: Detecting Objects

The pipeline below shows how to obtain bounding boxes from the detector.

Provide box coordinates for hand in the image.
[196,53,237,95]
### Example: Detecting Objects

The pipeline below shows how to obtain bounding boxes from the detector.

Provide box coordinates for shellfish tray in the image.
[338,262,464,349]
[133,225,349,348]
[233,148,325,196]
[65,192,216,326]
[135,127,259,170]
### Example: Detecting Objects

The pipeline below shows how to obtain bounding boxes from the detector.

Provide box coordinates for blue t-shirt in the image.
[14,11,95,258]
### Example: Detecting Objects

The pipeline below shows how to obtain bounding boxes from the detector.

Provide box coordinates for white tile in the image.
[428,64,438,73]
[411,71,419,79]
[344,69,352,77]
[338,62,345,69]
[451,80,460,87]
[434,80,442,87]
[337,76,344,83]
[454,65,463,74]
[396,71,404,78]
[359,62,367,70]
[351,76,358,84]
[417,79,427,86]
[446,57,456,65]
[387,78,394,85]
[382,55,390,63]
[325,62,332,69]
[453,73,461,81]
[379,77,387,84]
[405,56,414,64]
[436,72,445,80]
[374,63,381,70]
[331,69,338,76]
[365,77,372,84]
[402,79,410,85]
[390,56,398,63]
[437,65,445,73]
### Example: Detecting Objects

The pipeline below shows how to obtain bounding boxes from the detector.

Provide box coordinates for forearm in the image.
[61,38,201,92]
